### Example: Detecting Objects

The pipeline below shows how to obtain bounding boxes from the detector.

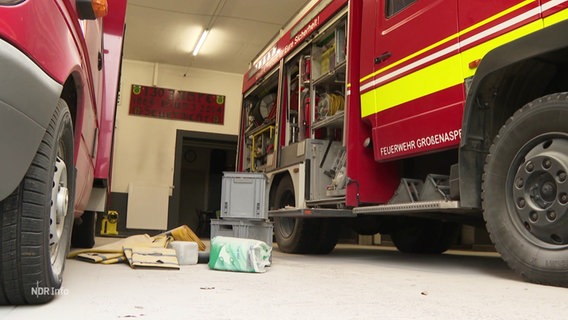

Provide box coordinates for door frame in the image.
[168,130,237,229]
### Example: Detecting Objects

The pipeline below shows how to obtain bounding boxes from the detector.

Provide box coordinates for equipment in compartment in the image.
[251,92,277,125]
[325,149,347,196]
[243,68,279,172]
[244,96,259,131]
[312,33,336,79]
[305,139,345,200]
[311,22,346,82]
[317,92,344,121]
[250,125,275,171]
[309,18,347,144]
[302,55,311,84]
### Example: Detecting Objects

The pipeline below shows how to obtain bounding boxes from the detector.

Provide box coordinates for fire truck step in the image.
[389,174,451,204]
[353,200,463,215]
[420,174,451,201]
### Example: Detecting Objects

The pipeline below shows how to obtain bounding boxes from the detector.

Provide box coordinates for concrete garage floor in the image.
[1,238,568,320]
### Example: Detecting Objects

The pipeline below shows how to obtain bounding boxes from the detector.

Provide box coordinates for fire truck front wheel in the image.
[483,93,568,287]
[273,176,338,254]
[0,99,75,304]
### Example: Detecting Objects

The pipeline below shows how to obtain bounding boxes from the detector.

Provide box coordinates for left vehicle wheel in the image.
[0,99,75,304]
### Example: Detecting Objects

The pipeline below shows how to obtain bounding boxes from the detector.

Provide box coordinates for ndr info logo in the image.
[31,281,69,298]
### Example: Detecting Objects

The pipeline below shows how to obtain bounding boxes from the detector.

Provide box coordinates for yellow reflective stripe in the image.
[361,55,462,118]
[544,7,568,26]
[461,20,542,78]
[360,90,374,115]
[360,19,543,118]
[359,33,458,84]
[459,0,536,37]
[359,0,536,84]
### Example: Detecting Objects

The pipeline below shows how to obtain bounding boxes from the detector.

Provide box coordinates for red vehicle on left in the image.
[0,0,126,304]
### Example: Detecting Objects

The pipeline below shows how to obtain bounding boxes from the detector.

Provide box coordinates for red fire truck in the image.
[0,0,126,304]
[239,0,568,286]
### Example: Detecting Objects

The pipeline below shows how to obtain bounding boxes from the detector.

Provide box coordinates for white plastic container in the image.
[169,241,198,265]
[210,219,273,247]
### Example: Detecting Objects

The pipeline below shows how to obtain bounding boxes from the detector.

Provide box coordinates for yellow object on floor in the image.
[157,225,206,251]
[100,210,119,236]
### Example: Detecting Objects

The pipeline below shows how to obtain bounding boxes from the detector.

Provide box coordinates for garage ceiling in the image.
[123,0,312,75]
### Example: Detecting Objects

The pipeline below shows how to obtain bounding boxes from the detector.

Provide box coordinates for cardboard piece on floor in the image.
[68,234,173,265]
[124,247,180,270]
[76,252,126,264]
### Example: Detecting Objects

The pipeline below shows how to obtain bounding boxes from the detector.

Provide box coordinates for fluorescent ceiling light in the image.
[192,29,210,56]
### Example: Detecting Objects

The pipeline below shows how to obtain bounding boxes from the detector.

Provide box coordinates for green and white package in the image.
[209,236,272,273]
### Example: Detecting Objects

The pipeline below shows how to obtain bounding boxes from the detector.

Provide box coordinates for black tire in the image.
[391,218,459,254]
[483,93,568,287]
[273,176,315,253]
[311,218,339,254]
[0,99,75,304]
[71,211,96,249]
[272,176,339,254]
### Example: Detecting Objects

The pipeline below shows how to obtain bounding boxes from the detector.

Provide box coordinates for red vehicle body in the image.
[240,0,568,286]
[0,0,126,304]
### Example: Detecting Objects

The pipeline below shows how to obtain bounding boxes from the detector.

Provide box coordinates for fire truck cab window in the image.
[386,0,417,18]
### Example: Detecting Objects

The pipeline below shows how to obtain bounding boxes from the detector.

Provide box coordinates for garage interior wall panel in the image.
[126,183,169,230]
[112,60,242,194]
[111,60,243,230]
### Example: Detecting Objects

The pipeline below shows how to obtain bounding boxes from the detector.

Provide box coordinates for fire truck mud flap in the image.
[483,93,568,287]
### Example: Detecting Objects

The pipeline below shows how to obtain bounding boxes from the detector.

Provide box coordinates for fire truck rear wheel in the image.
[273,176,338,254]
[0,99,75,304]
[483,93,568,287]
[390,218,459,254]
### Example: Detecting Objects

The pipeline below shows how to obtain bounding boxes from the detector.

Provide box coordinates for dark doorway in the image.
[170,130,237,238]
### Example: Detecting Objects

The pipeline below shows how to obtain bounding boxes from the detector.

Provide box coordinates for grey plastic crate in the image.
[210,219,273,246]
[220,172,267,220]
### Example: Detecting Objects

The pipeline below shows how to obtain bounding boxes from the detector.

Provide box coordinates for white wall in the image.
[111,59,243,228]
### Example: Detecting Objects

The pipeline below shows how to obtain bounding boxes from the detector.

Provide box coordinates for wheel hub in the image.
[512,138,568,245]
[278,217,296,238]
[276,186,296,239]
[50,157,68,250]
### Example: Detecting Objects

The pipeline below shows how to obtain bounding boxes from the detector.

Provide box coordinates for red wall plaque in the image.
[129,84,225,124]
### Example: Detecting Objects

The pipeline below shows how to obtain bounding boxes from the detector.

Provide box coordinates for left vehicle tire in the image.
[0,99,75,304]
[483,93,568,287]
